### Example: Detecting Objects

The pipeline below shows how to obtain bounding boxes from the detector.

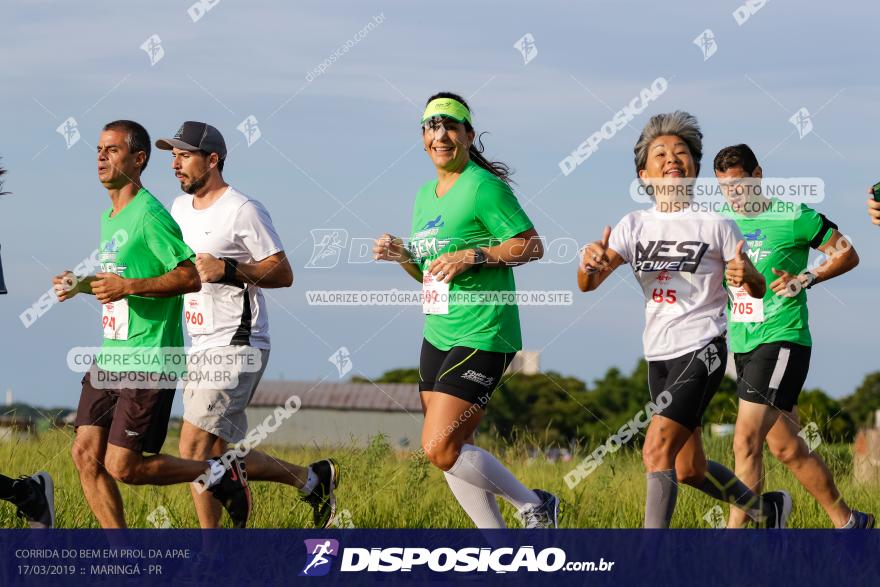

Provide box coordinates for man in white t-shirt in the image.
[157,121,339,528]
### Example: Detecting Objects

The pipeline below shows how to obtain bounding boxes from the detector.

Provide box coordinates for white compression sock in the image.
[298,467,318,496]
[443,472,506,528]
[445,444,540,511]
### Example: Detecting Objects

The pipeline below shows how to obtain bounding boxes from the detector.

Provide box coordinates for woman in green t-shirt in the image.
[373,92,558,528]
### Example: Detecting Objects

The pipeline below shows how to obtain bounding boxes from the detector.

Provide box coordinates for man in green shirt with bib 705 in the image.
[715,144,873,529]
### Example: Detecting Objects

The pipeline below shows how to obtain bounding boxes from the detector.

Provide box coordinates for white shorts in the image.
[183,346,270,443]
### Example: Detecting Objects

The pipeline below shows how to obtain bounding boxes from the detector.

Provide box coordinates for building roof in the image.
[250,381,423,413]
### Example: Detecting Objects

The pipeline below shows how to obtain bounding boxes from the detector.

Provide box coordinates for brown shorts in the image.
[75,369,175,454]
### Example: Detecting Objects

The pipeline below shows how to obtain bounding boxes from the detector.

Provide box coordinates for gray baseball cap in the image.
[156,121,227,158]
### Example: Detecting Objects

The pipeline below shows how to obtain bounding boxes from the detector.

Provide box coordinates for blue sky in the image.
[1,1,879,411]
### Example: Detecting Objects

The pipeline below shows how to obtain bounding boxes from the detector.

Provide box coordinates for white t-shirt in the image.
[171,187,284,352]
[608,206,744,361]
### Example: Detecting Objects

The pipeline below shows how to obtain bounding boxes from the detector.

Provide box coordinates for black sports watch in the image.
[802,271,817,289]
[471,248,488,273]
[221,257,240,283]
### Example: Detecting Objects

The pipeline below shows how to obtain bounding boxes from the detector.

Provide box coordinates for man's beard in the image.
[181,175,207,194]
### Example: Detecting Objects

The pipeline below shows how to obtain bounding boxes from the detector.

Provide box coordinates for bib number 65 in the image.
[652,288,677,304]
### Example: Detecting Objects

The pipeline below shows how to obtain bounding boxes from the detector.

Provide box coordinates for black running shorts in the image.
[419,339,516,408]
[733,341,811,412]
[647,336,727,430]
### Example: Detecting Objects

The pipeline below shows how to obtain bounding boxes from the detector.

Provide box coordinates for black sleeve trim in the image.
[809,213,838,249]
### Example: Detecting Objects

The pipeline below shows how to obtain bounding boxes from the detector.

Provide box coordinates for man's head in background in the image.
[156,121,227,195]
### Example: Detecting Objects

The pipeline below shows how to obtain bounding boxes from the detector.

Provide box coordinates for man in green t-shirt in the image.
[53,120,251,528]
[715,144,873,528]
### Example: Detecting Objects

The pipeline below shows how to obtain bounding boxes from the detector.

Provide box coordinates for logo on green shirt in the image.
[99,236,127,276]
[410,214,452,261]
[743,228,772,263]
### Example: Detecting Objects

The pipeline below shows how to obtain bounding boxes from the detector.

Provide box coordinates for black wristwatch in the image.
[471,248,487,273]
[802,271,817,289]
[221,257,239,283]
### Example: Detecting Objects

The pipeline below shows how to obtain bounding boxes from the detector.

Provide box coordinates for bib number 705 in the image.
[729,285,765,323]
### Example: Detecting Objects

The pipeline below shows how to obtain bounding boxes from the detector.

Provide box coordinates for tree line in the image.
[354,365,880,445]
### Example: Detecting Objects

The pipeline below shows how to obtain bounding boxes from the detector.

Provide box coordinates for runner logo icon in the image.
[422,215,445,230]
[300,539,340,577]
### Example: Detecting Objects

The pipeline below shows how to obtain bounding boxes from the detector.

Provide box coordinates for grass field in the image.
[1,428,878,529]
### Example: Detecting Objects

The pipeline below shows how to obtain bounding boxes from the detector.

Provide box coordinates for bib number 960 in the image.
[183,293,215,335]
[185,310,205,326]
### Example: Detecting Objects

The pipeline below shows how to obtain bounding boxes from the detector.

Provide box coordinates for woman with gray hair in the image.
[577,111,791,528]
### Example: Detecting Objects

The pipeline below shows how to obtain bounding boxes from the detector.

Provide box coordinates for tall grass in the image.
[1,429,876,528]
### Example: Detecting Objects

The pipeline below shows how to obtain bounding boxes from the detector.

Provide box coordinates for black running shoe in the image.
[12,472,54,529]
[301,459,339,529]
[207,457,251,528]
[846,510,875,529]
[761,491,792,528]
[519,489,560,529]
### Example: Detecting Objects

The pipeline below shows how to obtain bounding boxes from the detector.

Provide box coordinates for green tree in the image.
[703,375,739,425]
[351,368,420,384]
[799,388,855,443]
[351,363,868,447]
[842,371,880,429]
[577,361,650,445]
[483,371,593,445]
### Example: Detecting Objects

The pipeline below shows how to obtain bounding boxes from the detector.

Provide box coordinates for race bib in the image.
[729,286,764,323]
[184,292,215,335]
[642,270,692,316]
[422,271,449,315]
[102,298,129,340]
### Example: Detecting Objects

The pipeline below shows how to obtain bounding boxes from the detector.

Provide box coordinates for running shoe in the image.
[844,510,875,529]
[519,488,560,529]
[761,491,792,528]
[301,459,339,529]
[12,472,54,528]
[208,457,251,528]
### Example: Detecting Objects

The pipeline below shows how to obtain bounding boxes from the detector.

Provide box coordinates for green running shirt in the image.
[408,161,534,353]
[724,199,834,353]
[97,188,194,373]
